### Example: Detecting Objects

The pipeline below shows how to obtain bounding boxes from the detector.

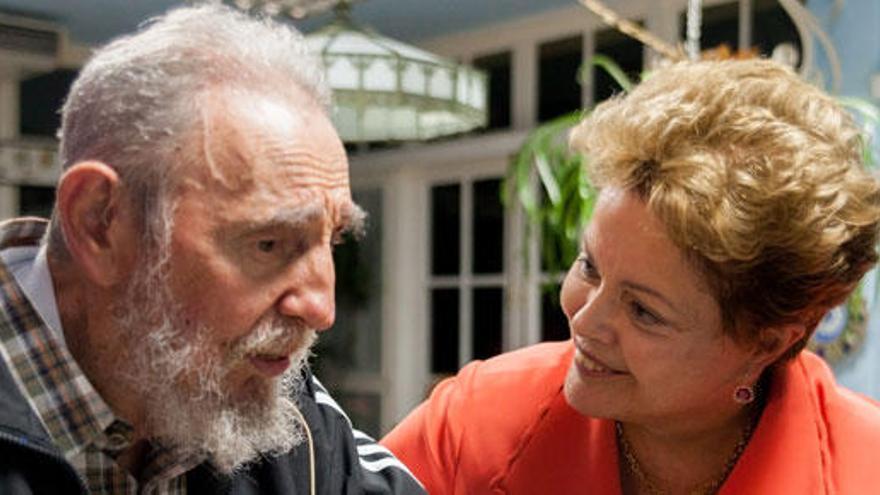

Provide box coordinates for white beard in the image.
[113,248,317,474]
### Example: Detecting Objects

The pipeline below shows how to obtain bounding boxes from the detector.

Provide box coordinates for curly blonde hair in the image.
[570,59,880,358]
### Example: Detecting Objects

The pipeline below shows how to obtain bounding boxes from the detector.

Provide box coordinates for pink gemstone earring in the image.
[734,385,755,404]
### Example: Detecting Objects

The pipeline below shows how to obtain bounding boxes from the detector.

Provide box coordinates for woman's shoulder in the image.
[446,341,582,486]
[795,352,880,430]
[453,340,574,404]
[792,352,880,489]
[464,340,573,377]
[381,341,579,493]
[389,340,575,437]
[450,341,574,442]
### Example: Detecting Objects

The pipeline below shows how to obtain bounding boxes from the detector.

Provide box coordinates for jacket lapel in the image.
[498,392,622,495]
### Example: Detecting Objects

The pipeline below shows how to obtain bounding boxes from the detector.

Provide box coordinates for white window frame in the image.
[426,172,509,375]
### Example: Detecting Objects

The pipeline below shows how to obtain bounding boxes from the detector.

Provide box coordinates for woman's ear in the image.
[751,322,807,370]
[55,161,137,287]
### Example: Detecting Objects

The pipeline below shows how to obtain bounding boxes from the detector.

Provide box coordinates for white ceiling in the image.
[0,0,578,46]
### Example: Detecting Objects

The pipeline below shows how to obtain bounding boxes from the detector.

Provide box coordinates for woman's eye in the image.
[630,301,663,326]
[257,239,277,253]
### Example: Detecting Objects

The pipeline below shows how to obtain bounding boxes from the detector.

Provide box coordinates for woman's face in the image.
[561,188,757,429]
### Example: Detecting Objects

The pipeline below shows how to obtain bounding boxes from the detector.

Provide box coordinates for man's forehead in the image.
[183,86,347,193]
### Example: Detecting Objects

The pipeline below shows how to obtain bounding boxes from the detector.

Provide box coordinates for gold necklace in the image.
[615,417,757,495]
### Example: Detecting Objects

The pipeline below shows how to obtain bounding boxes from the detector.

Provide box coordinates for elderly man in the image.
[0,4,423,494]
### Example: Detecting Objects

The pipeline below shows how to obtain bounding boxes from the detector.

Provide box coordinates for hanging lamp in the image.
[304,3,487,142]
[219,0,488,142]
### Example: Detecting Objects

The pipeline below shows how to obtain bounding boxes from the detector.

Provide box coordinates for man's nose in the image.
[276,245,336,331]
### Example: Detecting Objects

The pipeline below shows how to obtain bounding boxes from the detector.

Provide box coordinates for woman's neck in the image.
[617,404,761,495]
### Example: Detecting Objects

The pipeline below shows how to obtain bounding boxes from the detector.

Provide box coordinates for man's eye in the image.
[332,228,349,246]
[257,240,277,253]
[577,255,599,280]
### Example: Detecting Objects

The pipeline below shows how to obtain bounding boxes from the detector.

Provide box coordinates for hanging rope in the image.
[576,0,684,62]
[685,0,702,61]
[578,0,842,93]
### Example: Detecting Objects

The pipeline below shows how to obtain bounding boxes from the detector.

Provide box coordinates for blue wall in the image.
[807,0,880,97]
[808,0,880,398]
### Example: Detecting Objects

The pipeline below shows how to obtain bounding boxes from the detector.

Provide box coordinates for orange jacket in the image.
[382,341,880,494]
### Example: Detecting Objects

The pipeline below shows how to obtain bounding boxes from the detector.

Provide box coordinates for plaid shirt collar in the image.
[0,218,122,458]
[0,218,202,493]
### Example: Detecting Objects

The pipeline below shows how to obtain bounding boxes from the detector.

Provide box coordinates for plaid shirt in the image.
[0,218,201,494]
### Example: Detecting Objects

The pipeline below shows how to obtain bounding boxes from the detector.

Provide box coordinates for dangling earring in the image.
[733,385,755,404]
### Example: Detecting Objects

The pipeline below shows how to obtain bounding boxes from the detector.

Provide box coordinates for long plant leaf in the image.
[589,54,634,92]
[504,56,636,277]
[535,153,561,205]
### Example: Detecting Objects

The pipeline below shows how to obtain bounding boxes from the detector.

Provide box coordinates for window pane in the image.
[751,0,802,57]
[431,288,459,373]
[431,184,461,275]
[538,35,583,122]
[19,69,78,137]
[18,186,55,218]
[316,188,383,375]
[473,51,511,131]
[541,286,570,341]
[472,287,503,360]
[593,25,643,103]
[472,178,504,274]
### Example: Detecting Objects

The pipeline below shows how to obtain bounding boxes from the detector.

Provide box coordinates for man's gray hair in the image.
[48,3,330,255]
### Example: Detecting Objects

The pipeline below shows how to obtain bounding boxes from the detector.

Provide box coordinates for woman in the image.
[381,59,880,494]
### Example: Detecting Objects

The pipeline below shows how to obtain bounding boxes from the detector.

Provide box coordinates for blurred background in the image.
[0,0,878,437]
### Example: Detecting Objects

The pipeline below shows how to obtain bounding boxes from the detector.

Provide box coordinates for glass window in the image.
[429,175,507,373]
[541,286,570,342]
[316,188,383,373]
[538,35,583,122]
[431,184,461,275]
[19,69,78,137]
[472,287,503,360]
[431,288,460,374]
[472,178,504,274]
[473,51,512,131]
[751,0,802,57]
[312,188,384,434]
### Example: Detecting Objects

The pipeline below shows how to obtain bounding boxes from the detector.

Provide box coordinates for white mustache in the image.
[232,317,316,360]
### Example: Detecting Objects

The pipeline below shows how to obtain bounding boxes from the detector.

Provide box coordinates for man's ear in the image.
[56,161,136,287]
[750,322,807,371]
